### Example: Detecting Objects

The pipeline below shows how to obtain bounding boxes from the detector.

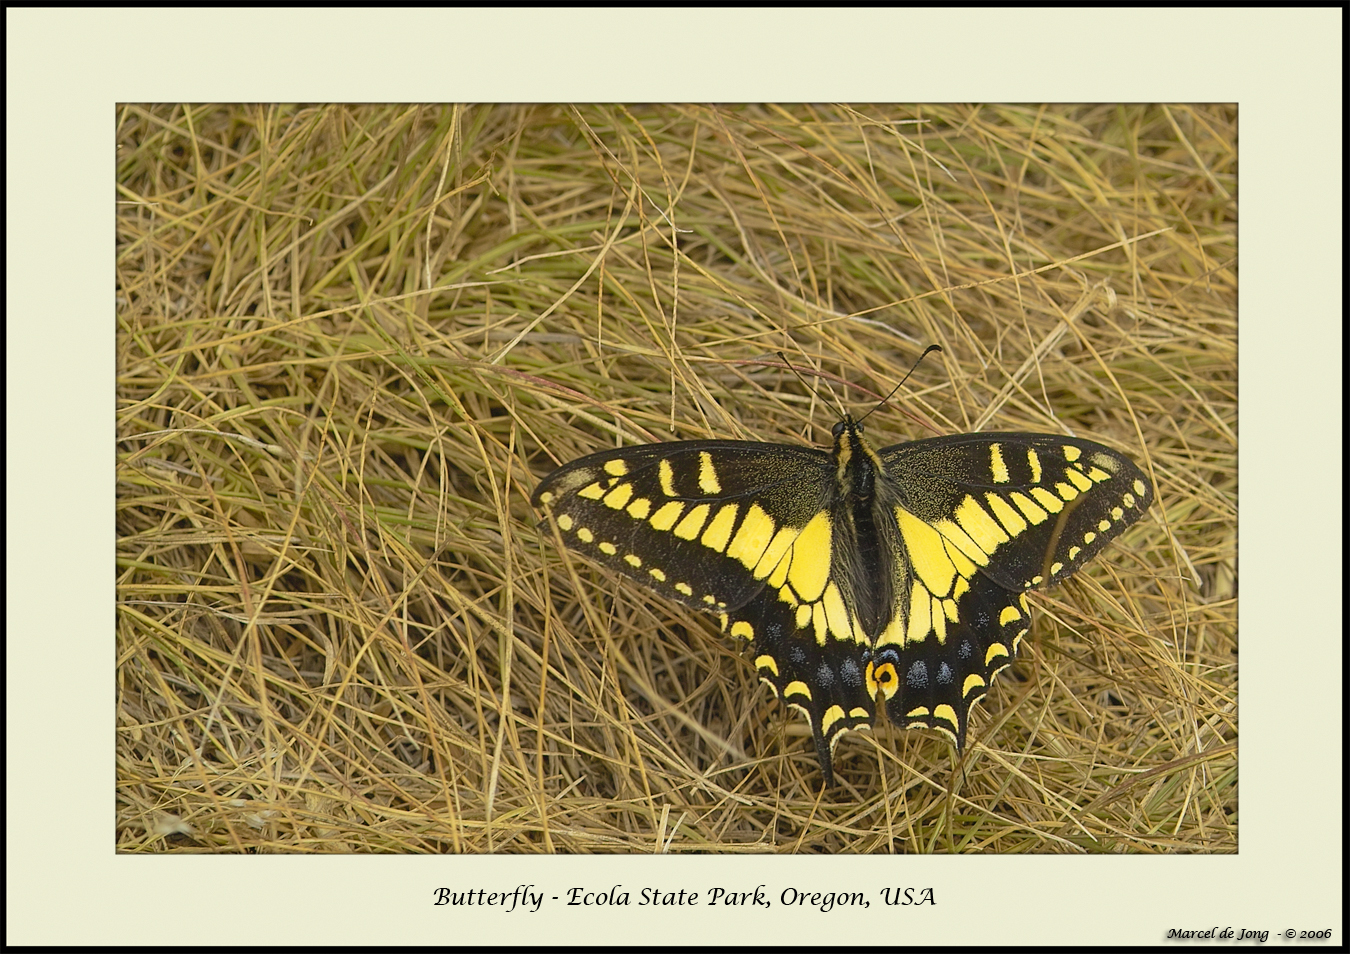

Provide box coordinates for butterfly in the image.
[533,369,1152,784]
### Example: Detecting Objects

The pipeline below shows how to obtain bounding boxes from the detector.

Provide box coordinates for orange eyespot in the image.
[865,659,900,701]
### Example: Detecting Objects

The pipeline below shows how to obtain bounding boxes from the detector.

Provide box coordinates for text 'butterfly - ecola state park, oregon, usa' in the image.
[532,351,1154,785]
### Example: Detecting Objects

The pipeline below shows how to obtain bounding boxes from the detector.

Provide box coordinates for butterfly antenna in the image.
[856,344,943,427]
[776,351,851,421]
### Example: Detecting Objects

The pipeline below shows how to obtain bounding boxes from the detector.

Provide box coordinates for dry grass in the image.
[116,103,1236,853]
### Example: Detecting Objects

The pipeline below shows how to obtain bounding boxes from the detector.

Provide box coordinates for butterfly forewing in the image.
[881,433,1155,590]
[533,440,837,615]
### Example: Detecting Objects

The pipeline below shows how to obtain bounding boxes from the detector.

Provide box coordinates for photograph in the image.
[115,102,1234,853]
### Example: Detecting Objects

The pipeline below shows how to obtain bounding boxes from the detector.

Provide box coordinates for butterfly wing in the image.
[733,584,875,786]
[533,440,836,616]
[874,432,1154,747]
[536,438,874,780]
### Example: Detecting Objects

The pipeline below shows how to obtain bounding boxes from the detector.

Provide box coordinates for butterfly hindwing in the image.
[734,586,875,787]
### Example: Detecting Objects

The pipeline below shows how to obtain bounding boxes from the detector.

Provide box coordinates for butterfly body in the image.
[534,415,1153,785]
